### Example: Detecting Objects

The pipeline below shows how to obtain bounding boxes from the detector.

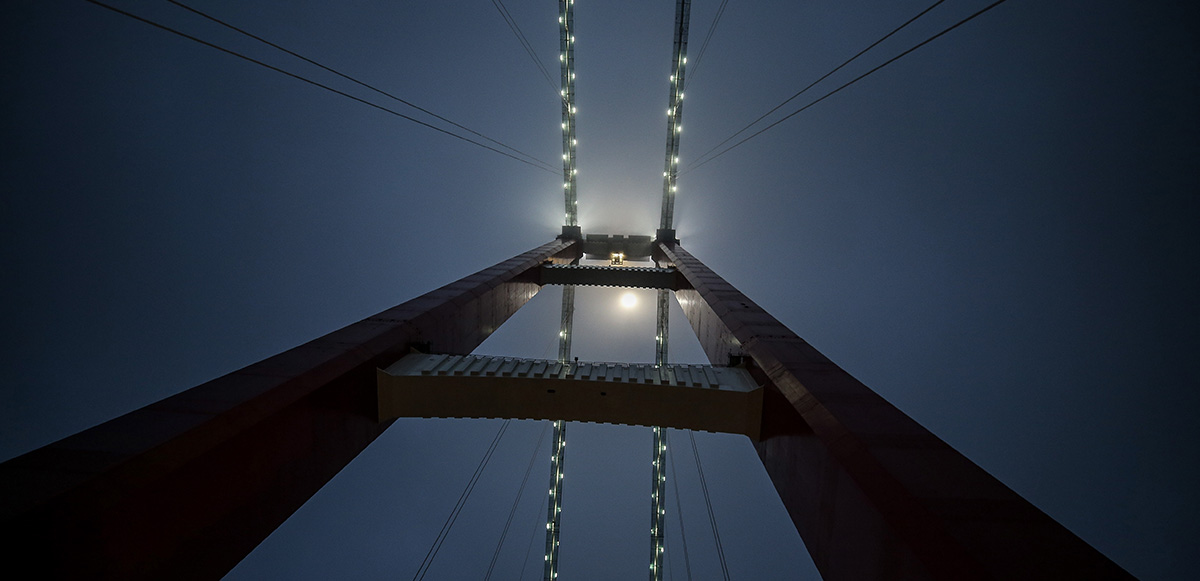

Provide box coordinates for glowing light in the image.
[620,293,637,308]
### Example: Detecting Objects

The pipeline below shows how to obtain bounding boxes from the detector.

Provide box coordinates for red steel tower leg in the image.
[0,239,578,580]
[657,241,1132,581]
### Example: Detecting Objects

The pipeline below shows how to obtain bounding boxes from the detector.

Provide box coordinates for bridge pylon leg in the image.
[0,239,579,580]
[658,241,1133,580]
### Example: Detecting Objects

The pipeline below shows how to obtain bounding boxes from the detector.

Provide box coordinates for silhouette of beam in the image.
[656,241,1132,580]
[377,353,762,437]
[538,263,684,289]
[0,239,579,580]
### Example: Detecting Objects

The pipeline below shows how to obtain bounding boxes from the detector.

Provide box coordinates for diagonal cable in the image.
[82,0,558,174]
[669,433,693,581]
[689,431,729,581]
[412,420,512,581]
[484,422,550,581]
[690,0,1010,172]
[689,0,946,169]
[489,0,561,99]
[167,0,557,172]
[517,495,544,580]
[683,0,729,89]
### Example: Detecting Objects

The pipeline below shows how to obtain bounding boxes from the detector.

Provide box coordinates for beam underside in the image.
[657,242,1132,580]
[0,239,579,580]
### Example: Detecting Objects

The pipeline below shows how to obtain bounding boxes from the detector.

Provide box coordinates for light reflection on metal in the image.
[659,0,691,231]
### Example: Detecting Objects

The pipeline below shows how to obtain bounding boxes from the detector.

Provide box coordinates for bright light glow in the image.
[620,293,637,308]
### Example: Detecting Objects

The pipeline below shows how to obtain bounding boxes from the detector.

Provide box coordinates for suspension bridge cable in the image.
[166,0,557,172]
[689,431,729,581]
[81,0,559,175]
[689,0,1009,172]
[489,0,561,98]
[668,433,693,581]
[690,0,945,168]
[484,422,551,581]
[517,497,544,580]
[683,0,729,89]
[412,420,512,581]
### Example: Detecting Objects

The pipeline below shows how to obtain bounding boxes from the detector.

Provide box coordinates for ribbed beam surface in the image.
[377,354,762,438]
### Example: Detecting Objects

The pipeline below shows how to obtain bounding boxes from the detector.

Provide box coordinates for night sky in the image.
[2,1,1197,579]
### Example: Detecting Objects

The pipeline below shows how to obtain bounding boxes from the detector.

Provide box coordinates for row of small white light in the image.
[649,427,668,578]
[543,419,567,580]
[660,4,689,231]
[559,0,579,227]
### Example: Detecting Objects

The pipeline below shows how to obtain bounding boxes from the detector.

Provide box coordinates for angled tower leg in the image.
[657,242,1132,581]
[0,239,579,580]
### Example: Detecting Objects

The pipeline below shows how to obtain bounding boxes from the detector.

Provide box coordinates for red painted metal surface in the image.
[0,239,578,580]
[659,241,1132,580]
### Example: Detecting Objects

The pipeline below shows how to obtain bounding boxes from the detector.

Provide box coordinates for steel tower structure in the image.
[0,2,1137,580]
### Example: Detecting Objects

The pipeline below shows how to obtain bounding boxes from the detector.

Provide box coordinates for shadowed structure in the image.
[0,231,1133,580]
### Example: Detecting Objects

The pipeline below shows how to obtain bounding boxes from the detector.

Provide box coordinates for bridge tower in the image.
[0,1,1136,580]
[0,225,1133,579]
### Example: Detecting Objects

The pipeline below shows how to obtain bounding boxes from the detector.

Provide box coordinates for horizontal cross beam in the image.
[538,264,685,289]
[378,353,763,438]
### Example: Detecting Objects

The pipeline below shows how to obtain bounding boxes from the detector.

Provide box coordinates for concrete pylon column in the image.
[657,242,1132,581]
[0,239,579,580]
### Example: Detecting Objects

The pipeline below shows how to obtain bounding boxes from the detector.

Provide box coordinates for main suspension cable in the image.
[690,0,1011,172]
[166,0,557,172]
[489,0,561,98]
[484,422,551,581]
[683,0,729,89]
[689,0,946,169]
[82,0,559,174]
[412,420,512,581]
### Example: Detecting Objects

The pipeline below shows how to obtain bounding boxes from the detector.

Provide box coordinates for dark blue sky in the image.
[2,1,1197,579]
